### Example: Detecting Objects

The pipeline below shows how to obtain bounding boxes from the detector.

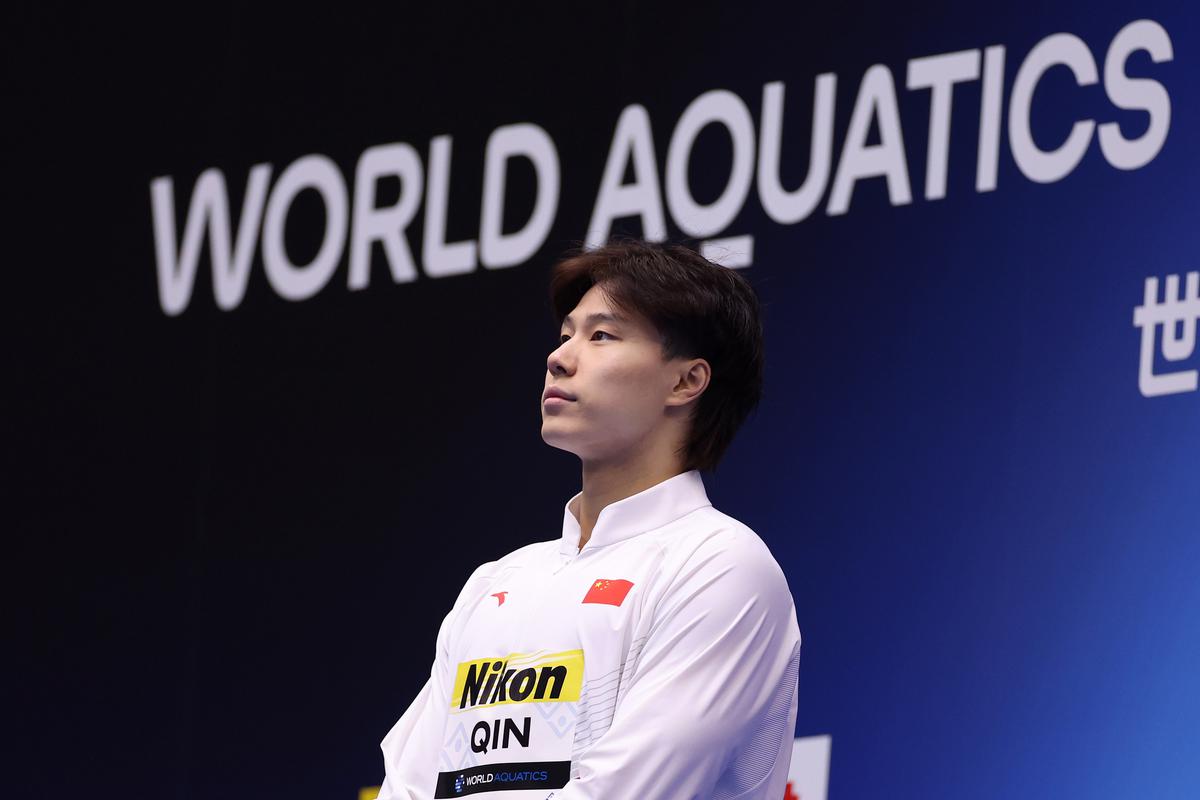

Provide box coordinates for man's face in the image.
[541,284,685,462]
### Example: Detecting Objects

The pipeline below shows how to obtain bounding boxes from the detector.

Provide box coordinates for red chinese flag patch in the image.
[582,578,634,606]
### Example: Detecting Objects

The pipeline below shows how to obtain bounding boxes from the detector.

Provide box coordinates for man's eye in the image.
[559,330,613,343]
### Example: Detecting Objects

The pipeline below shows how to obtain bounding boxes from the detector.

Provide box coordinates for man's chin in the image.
[540,424,584,455]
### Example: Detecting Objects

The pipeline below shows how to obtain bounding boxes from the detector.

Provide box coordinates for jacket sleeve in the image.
[376,604,456,800]
[552,533,801,799]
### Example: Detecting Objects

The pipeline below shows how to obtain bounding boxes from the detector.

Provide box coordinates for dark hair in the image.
[548,238,764,472]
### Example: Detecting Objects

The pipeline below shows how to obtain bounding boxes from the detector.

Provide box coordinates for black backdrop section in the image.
[9,3,858,795]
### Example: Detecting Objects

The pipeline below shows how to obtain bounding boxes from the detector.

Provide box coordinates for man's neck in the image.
[570,449,687,551]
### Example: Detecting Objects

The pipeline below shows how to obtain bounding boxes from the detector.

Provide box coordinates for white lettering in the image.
[259,155,345,299]
[906,49,981,201]
[480,123,560,269]
[1008,33,1097,183]
[1133,273,1200,397]
[665,89,756,238]
[757,75,836,225]
[586,105,666,248]
[423,135,477,277]
[828,65,912,215]
[348,143,422,290]
[976,45,1006,193]
[150,165,271,315]
[1098,19,1173,171]
[148,18,1177,315]
[261,155,348,301]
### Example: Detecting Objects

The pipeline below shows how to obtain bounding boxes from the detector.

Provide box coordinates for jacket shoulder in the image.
[667,505,795,599]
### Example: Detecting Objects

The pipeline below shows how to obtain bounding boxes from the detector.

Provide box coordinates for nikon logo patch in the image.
[451,650,584,711]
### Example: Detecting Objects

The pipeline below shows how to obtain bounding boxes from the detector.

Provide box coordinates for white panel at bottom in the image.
[785,735,832,800]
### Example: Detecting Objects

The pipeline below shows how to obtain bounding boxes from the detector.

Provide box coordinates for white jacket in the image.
[378,470,801,799]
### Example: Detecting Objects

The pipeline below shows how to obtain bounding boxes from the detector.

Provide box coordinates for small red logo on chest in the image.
[582,578,634,606]
[491,591,508,606]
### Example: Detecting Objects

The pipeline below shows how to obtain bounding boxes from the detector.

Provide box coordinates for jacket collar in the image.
[559,470,711,554]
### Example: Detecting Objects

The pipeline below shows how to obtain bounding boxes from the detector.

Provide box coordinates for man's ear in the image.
[665,358,711,408]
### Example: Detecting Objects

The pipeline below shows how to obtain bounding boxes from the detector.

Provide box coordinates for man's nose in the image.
[547,339,574,375]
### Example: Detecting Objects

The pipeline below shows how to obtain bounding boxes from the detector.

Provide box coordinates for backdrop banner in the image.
[10,2,1199,798]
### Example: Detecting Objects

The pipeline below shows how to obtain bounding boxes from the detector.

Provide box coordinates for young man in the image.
[377,240,800,799]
